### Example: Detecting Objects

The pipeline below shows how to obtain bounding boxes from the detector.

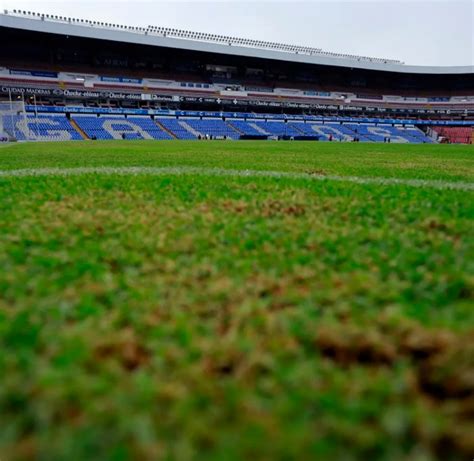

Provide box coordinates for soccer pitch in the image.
[0,141,473,461]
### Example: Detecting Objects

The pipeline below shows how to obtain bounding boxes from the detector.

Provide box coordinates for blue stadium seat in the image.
[291,123,359,141]
[227,120,266,136]
[252,121,302,137]
[156,118,197,140]
[343,124,432,143]
[9,111,434,144]
[3,114,82,141]
[72,116,173,140]
[184,119,239,139]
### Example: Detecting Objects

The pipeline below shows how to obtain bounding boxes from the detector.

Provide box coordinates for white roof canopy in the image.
[1,10,473,75]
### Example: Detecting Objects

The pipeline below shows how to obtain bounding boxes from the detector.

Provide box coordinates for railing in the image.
[3,9,404,65]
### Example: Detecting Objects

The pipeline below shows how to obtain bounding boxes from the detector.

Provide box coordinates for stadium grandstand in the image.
[1,5,474,460]
[0,9,473,143]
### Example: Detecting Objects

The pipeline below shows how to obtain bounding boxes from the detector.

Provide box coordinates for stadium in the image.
[1,10,473,143]
[0,5,473,461]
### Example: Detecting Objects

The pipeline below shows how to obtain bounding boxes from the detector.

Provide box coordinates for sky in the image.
[1,0,473,66]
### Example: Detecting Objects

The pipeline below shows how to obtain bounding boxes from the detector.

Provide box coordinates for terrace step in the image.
[70,118,89,140]
[227,122,244,136]
[178,120,201,138]
[249,122,269,135]
[155,120,177,139]
[291,124,306,135]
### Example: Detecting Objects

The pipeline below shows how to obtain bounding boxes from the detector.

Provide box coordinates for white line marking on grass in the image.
[0,166,473,191]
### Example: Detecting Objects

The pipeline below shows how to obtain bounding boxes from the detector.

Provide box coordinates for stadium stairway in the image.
[3,115,83,141]
[70,119,89,140]
[226,122,244,136]
[255,121,302,138]
[13,111,438,143]
[292,124,307,136]
[178,120,201,138]
[156,119,196,140]
[228,120,269,137]
[155,120,178,139]
[250,122,270,135]
[71,116,173,140]
[183,119,239,139]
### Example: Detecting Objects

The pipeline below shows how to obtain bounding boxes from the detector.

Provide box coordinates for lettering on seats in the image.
[102,120,154,139]
[310,125,353,141]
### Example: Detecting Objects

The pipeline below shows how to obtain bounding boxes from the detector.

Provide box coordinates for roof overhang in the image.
[1,13,473,76]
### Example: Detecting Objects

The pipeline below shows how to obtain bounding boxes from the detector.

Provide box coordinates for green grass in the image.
[0,141,473,461]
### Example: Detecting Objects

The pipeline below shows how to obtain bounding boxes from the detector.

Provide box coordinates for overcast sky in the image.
[2,0,473,66]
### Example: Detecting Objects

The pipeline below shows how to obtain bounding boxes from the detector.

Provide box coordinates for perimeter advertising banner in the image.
[22,105,473,126]
[9,69,59,78]
[2,85,472,115]
[0,86,175,102]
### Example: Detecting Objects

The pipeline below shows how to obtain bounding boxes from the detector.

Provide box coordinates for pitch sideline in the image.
[0,166,473,191]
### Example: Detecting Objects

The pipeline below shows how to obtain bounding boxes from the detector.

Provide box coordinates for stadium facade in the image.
[1,10,473,143]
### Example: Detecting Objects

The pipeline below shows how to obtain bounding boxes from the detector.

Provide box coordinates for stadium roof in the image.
[1,10,473,75]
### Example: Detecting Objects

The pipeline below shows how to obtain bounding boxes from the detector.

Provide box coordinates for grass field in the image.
[0,141,473,461]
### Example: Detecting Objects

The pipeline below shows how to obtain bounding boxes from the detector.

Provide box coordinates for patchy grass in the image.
[0,141,473,461]
[1,140,474,181]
